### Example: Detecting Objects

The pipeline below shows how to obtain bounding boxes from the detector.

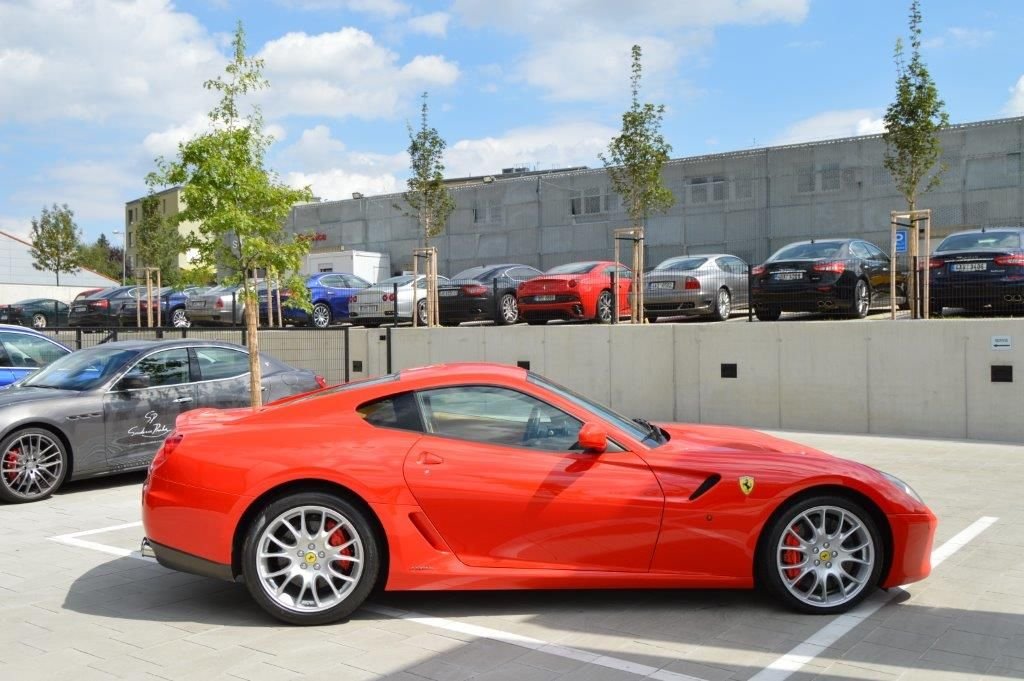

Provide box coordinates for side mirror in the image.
[118,374,150,391]
[578,422,607,453]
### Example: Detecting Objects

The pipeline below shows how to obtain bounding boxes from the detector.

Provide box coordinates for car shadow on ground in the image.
[55,471,148,497]
[60,560,1024,678]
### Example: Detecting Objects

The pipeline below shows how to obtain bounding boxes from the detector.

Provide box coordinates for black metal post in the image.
[748,264,754,322]
[75,328,82,350]
[392,282,399,326]
[343,325,350,383]
[610,271,617,324]
[492,277,499,322]
[385,325,393,374]
[232,292,237,328]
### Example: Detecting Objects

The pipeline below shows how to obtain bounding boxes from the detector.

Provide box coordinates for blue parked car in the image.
[0,325,71,388]
[116,286,211,328]
[259,273,370,328]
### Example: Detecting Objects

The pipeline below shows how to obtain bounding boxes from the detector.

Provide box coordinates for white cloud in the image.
[0,0,223,123]
[0,216,32,240]
[772,109,885,145]
[445,121,617,177]
[1003,76,1024,116]
[924,27,995,50]
[286,169,400,202]
[276,0,409,18]
[451,0,806,102]
[142,115,289,158]
[16,161,140,226]
[257,28,459,119]
[406,12,451,38]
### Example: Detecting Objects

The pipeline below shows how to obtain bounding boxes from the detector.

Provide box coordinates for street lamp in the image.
[112,230,126,284]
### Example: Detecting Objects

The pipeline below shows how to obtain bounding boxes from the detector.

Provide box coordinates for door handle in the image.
[174,396,193,404]
[417,452,444,465]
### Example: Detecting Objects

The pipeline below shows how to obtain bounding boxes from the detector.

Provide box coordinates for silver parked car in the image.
[187,285,245,326]
[644,254,750,322]
[348,274,451,327]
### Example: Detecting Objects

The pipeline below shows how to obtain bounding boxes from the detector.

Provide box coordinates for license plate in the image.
[773,272,804,281]
[189,300,206,308]
[439,290,458,297]
[361,305,379,313]
[534,295,556,302]
[648,281,674,290]
[73,305,87,312]
[951,262,987,272]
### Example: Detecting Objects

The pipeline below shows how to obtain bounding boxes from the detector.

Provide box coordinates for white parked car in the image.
[348,274,450,327]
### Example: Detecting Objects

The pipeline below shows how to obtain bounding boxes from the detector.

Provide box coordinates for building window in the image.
[690,178,707,204]
[318,264,333,272]
[821,165,841,192]
[796,167,815,193]
[161,198,167,213]
[711,176,726,202]
[127,231,133,248]
[127,208,134,224]
[734,175,753,200]
[569,187,616,216]
[474,199,503,224]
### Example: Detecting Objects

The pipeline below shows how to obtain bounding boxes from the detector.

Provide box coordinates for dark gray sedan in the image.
[0,340,324,503]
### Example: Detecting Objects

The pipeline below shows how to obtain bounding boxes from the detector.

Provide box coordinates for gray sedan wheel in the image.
[497,293,519,325]
[31,313,48,328]
[171,308,190,328]
[711,288,731,322]
[0,428,68,503]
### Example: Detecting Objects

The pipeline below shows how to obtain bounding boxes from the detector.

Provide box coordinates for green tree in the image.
[135,194,184,286]
[403,92,455,249]
[600,44,675,321]
[148,22,312,408]
[78,233,122,281]
[29,203,82,286]
[883,0,949,211]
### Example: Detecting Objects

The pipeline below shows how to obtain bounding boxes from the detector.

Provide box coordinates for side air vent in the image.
[689,474,722,501]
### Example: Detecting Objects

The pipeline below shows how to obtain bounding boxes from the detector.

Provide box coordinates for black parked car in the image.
[438,263,543,325]
[68,286,142,327]
[751,239,903,321]
[929,227,1024,315]
[0,299,69,328]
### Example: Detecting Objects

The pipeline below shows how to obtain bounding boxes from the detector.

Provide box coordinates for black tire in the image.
[0,428,69,504]
[525,319,547,326]
[929,303,943,318]
[710,288,732,322]
[645,313,658,324]
[495,293,519,325]
[755,306,781,322]
[242,491,381,625]
[759,495,884,615]
[31,313,49,329]
[595,290,614,324]
[416,299,428,326]
[311,302,332,329]
[850,279,870,319]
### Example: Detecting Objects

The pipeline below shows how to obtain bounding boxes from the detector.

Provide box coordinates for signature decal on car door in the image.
[128,411,171,439]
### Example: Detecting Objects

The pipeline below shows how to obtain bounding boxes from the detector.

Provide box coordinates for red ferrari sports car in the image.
[517,261,633,324]
[142,363,936,625]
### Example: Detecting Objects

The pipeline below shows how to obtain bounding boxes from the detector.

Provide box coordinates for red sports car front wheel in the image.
[760,496,884,614]
[242,492,381,625]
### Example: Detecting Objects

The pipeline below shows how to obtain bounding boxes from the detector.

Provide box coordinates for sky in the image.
[2,0,1024,244]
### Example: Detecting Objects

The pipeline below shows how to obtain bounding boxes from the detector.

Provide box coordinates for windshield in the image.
[769,242,845,261]
[527,373,659,445]
[546,262,599,275]
[654,257,707,272]
[936,231,1021,252]
[451,266,503,281]
[23,346,138,391]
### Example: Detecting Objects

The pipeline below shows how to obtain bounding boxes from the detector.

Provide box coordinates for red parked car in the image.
[141,363,936,625]
[517,261,632,324]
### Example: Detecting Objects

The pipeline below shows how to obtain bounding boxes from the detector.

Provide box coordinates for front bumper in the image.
[880,510,938,588]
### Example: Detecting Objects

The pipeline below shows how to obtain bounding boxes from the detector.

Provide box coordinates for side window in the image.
[865,242,889,262]
[417,385,583,451]
[122,349,190,388]
[715,257,732,272]
[357,392,423,432]
[729,257,748,274]
[0,334,66,368]
[320,275,344,288]
[194,347,250,381]
[511,267,541,280]
[848,242,869,259]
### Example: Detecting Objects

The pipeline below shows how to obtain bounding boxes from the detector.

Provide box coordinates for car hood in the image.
[0,386,80,406]
[657,422,831,459]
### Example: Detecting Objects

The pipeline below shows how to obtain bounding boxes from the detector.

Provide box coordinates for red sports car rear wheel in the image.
[761,496,883,614]
[242,492,380,625]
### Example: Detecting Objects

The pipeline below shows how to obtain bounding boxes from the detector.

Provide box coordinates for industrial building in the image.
[124,186,201,275]
[284,116,1024,274]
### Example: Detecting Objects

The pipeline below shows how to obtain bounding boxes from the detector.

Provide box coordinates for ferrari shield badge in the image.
[738,476,755,495]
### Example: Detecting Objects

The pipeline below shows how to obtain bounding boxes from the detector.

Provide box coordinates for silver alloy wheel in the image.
[855,280,870,317]
[312,303,331,328]
[417,298,428,325]
[500,294,518,324]
[1,432,64,499]
[776,505,875,608]
[171,308,190,328]
[32,313,47,328]
[255,505,365,614]
[597,291,613,322]
[717,289,731,319]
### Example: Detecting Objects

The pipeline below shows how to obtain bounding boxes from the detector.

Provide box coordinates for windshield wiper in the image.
[633,417,665,444]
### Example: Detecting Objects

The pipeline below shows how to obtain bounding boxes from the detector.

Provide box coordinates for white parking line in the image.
[747,516,999,681]
[49,521,144,558]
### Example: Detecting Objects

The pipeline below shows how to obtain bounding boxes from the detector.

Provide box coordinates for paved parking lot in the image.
[1,431,1022,681]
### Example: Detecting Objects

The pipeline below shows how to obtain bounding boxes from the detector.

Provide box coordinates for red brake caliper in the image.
[324,519,353,572]
[783,532,802,579]
[2,448,18,484]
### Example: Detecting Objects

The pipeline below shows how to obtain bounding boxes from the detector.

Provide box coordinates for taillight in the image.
[461,284,487,296]
[568,279,578,288]
[751,265,766,276]
[10,307,21,314]
[684,276,700,290]
[150,432,183,472]
[994,254,1024,266]
[813,261,846,274]
[94,299,109,309]
[315,375,327,388]
[351,295,357,303]
[215,298,224,309]
[383,293,396,302]
[929,258,945,269]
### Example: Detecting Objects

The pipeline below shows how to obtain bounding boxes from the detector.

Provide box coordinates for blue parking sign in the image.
[895,229,908,254]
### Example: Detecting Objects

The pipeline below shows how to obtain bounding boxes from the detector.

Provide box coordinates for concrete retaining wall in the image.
[330,320,1024,443]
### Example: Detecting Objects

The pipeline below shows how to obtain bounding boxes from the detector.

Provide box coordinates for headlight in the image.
[880,471,923,504]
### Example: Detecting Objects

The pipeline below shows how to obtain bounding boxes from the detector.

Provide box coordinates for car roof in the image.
[0,325,71,348]
[84,339,248,352]
[398,362,527,384]
[942,227,1024,236]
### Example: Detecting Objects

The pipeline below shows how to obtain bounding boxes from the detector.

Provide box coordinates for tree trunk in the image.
[243,281,263,410]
